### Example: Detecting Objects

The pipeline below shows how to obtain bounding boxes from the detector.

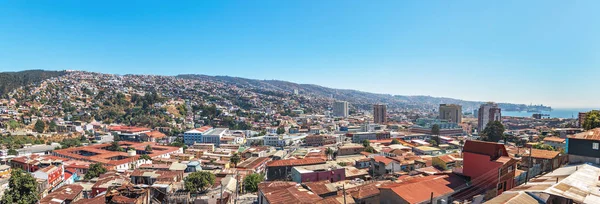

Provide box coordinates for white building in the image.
[333,101,349,118]
[202,128,228,147]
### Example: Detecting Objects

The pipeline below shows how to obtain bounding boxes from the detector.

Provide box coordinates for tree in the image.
[584,110,600,130]
[48,120,57,132]
[7,149,17,156]
[185,171,216,194]
[34,120,45,133]
[85,163,107,180]
[337,162,348,166]
[276,127,286,135]
[80,135,89,143]
[364,146,375,153]
[108,141,124,151]
[533,143,555,151]
[243,173,264,193]
[431,136,440,147]
[230,153,240,167]
[145,145,152,152]
[431,124,440,136]
[1,168,39,204]
[481,121,505,142]
[428,139,438,147]
[391,138,401,145]
[362,140,370,148]
[8,120,19,130]
[140,154,151,161]
[325,147,334,160]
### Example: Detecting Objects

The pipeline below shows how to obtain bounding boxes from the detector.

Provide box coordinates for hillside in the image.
[176,74,551,111]
[0,70,66,97]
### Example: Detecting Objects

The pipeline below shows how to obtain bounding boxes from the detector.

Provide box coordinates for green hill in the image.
[0,70,66,97]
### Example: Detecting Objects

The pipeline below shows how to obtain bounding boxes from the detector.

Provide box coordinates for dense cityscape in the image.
[0,70,597,204]
[2,1,599,203]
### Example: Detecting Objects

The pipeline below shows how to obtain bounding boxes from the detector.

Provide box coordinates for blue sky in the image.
[1,1,599,108]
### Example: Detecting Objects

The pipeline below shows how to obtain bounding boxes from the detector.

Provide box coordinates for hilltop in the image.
[177,74,551,112]
[0,70,66,97]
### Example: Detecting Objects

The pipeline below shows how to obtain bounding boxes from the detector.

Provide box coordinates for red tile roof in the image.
[108,126,151,133]
[144,131,166,138]
[373,156,395,165]
[195,126,213,132]
[266,158,325,167]
[380,175,458,204]
[52,141,180,168]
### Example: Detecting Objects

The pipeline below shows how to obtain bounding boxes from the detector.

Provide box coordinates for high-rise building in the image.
[373,104,387,124]
[439,104,462,123]
[333,101,349,117]
[579,112,588,128]
[478,102,501,131]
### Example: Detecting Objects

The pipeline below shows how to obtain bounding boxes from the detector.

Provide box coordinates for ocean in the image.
[502,108,598,119]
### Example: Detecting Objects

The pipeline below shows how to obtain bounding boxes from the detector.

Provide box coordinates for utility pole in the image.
[235,173,239,204]
[220,181,223,204]
[526,144,533,184]
[342,184,347,204]
[430,192,433,204]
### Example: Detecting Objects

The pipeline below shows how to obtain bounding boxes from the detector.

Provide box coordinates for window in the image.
[508,166,513,173]
[594,143,599,150]
[497,183,503,190]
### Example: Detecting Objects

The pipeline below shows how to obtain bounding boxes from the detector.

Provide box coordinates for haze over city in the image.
[2,1,599,108]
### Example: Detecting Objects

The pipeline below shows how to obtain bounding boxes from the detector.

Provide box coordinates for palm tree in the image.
[325,147,334,160]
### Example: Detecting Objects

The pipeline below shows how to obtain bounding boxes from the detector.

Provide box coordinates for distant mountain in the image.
[0,70,66,97]
[176,74,551,111]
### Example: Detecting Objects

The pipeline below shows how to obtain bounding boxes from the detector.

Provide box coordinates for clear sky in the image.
[1,1,599,108]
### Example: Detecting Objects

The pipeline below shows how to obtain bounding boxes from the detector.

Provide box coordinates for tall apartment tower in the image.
[373,104,387,124]
[579,112,588,128]
[478,102,502,131]
[439,104,463,123]
[333,101,349,117]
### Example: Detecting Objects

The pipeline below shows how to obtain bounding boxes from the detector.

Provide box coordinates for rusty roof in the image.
[304,180,335,195]
[72,195,105,204]
[543,137,566,143]
[236,157,270,170]
[143,131,166,138]
[373,156,395,165]
[108,126,151,133]
[437,155,457,163]
[346,183,380,199]
[93,172,131,189]
[263,185,323,204]
[569,128,600,141]
[484,191,540,204]
[258,181,297,194]
[380,175,462,204]
[315,194,355,204]
[39,184,84,204]
[527,149,560,160]
[266,158,325,167]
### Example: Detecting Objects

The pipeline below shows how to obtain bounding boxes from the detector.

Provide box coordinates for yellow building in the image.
[0,165,11,177]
